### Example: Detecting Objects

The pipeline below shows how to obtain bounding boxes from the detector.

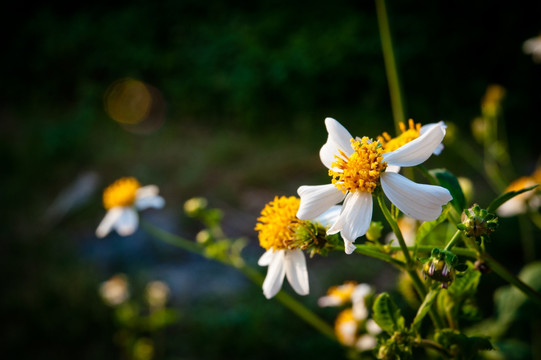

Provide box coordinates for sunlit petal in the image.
[381,172,452,221]
[328,192,373,248]
[96,207,124,238]
[383,121,446,167]
[297,184,346,220]
[258,248,275,266]
[285,250,309,296]
[262,250,286,299]
[320,117,354,169]
[314,205,342,227]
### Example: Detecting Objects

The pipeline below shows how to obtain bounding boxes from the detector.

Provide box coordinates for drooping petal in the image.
[258,248,275,266]
[135,195,165,210]
[327,192,373,249]
[95,207,124,238]
[297,184,346,220]
[113,207,139,236]
[262,250,286,299]
[320,117,354,170]
[380,172,452,221]
[344,240,357,255]
[383,121,446,167]
[285,250,309,296]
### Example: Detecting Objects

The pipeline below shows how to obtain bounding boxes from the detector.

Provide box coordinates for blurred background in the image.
[2,0,541,359]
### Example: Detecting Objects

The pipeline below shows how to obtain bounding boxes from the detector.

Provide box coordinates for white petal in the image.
[319,117,354,170]
[136,185,159,198]
[113,207,139,236]
[383,121,446,167]
[328,192,373,247]
[262,250,286,299]
[386,165,401,173]
[317,295,342,307]
[297,184,346,220]
[381,172,452,221]
[285,250,309,296]
[95,207,124,238]
[314,205,342,227]
[258,248,275,266]
[135,195,165,210]
[344,241,357,255]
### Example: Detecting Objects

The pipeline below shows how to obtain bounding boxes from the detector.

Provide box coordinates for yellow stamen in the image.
[103,177,141,210]
[326,281,358,304]
[329,137,387,194]
[378,119,422,153]
[335,308,358,346]
[255,196,302,251]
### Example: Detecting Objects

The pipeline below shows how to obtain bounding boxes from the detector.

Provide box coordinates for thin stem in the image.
[375,0,405,133]
[141,222,337,341]
[376,193,445,329]
[443,229,462,251]
[353,244,406,267]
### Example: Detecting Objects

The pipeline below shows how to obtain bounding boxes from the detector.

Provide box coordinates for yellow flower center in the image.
[378,119,422,153]
[255,196,302,251]
[335,308,358,346]
[329,137,387,194]
[327,281,358,304]
[103,177,141,210]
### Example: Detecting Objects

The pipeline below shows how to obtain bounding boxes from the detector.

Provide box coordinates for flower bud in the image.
[458,204,498,238]
[422,248,464,289]
[183,197,208,216]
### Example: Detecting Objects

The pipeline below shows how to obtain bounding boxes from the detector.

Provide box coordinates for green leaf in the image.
[416,206,449,245]
[429,168,467,212]
[487,184,538,213]
[372,293,405,335]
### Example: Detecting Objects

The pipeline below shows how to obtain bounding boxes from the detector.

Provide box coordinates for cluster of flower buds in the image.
[421,248,467,289]
[457,204,498,239]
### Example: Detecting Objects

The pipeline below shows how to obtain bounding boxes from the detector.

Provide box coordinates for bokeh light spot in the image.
[104,78,152,125]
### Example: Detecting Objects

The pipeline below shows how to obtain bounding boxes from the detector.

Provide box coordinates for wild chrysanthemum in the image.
[255,196,340,299]
[297,118,452,253]
[96,177,165,238]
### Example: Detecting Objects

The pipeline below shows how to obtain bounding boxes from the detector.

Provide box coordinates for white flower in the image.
[523,35,541,63]
[258,248,309,299]
[297,118,452,253]
[96,177,165,238]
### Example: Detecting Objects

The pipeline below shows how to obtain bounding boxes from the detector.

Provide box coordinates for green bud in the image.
[292,221,340,257]
[366,221,384,241]
[184,197,208,216]
[459,204,498,238]
[423,248,465,289]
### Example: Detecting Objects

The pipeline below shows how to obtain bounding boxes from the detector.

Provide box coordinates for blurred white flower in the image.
[297,118,452,254]
[146,280,171,309]
[96,177,164,238]
[497,174,540,217]
[99,274,130,306]
[523,35,541,63]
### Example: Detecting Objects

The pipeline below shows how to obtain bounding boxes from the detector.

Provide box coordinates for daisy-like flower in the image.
[255,196,339,299]
[523,35,541,63]
[297,118,452,253]
[255,196,309,299]
[96,177,165,238]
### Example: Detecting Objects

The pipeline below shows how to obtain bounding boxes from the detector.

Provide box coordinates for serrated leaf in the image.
[430,168,466,212]
[447,265,481,299]
[372,293,405,335]
[487,184,538,213]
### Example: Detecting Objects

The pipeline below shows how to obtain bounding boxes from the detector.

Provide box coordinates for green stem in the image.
[375,0,405,133]
[376,193,445,329]
[400,245,541,306]
[353,244,406,267]
[141,222,337,341]
[412,288,441,331]
[443,229,462,251]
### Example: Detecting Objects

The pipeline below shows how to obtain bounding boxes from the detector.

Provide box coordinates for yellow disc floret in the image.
[255,196,302,251]
[329,137,387,194]
[326,281,358,305]
[335,308,358,346]
[378,119,422,153]
[103,177,141,210]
